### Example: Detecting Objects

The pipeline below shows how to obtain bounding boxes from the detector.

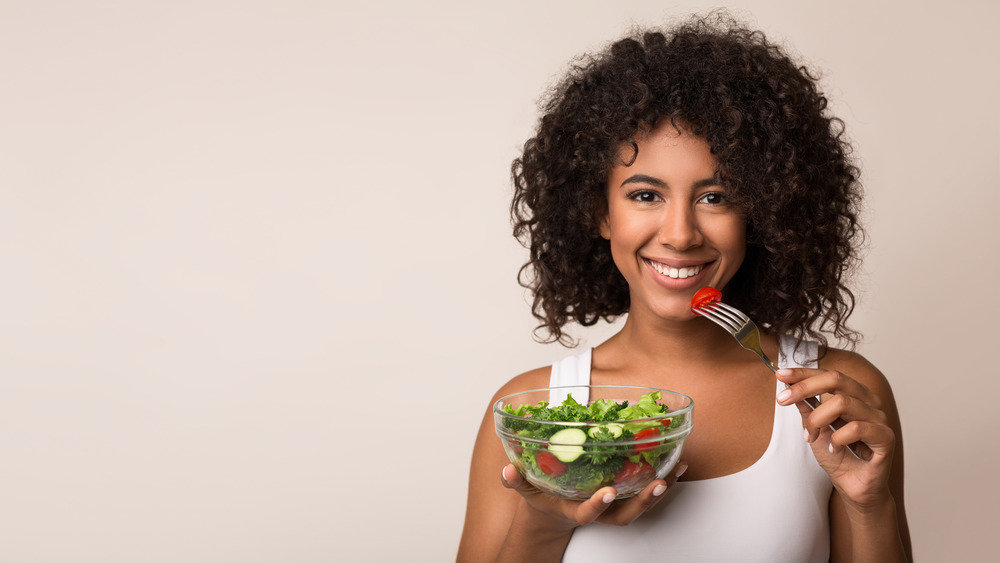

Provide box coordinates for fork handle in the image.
[763,358,862,459]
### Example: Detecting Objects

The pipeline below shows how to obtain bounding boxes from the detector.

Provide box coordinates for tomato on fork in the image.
[691,286,721,310]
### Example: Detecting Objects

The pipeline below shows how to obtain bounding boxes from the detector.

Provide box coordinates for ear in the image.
[598,213,611,240]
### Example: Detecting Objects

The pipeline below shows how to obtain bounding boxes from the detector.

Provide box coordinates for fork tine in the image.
[699,312,740,334]
[706,304,747,328]
[694,302,739,325]
[715,301,750,323]
[693,305,742,334]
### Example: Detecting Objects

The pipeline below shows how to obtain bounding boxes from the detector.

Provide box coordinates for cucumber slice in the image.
[550,428,587,445]
[548,428,587,463]
[588,423,624,439]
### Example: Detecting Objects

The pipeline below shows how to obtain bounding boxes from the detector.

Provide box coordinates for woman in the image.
[458,13,910,562]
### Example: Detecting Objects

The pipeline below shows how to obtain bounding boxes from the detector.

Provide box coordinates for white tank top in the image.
[550,335,832,562]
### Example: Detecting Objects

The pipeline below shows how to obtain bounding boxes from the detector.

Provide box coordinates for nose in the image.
[657,203,703,250]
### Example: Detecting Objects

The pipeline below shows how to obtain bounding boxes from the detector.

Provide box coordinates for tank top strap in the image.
[548,348,592,404]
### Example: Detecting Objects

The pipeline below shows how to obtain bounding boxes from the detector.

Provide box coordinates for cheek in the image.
[606,215,655,250]
[705,217,747,256]
[604,221,647,274]
[730,222,747,252]
[724,221,747,265]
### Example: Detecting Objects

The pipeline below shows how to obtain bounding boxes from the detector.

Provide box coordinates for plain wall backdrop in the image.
[2,1,997,561]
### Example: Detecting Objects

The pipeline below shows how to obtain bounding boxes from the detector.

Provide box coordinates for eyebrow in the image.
[619,174,722,189]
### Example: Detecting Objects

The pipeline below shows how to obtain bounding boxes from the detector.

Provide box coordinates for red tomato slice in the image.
[632,427,661,452]
[508,439,524,455]
[691,286,722,310]
[536,451,568,476]
[613,459,654,486]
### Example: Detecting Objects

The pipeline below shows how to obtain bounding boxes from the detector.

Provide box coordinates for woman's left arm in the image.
[776,351,912,562]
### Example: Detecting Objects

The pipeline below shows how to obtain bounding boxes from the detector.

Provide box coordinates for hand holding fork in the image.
[690,288,867,460]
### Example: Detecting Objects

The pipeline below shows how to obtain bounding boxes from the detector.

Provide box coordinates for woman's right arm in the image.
[457,369,574,562]
[457,370,678,562]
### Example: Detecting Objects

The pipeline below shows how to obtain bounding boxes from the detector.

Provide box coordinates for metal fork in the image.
[692,299,864,459]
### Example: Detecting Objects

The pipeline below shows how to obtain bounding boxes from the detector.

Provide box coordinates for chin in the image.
[648,302,699,323]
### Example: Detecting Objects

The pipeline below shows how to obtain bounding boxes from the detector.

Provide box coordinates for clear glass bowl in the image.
[494,385,693,499]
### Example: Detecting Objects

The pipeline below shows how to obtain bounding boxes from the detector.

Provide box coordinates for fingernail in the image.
[652,484,667,497]
[675,463,688,478]
[776,389,792,403]
[776,368,793,377]
[828,442,836,454]
[501,466,509,485]
[602,492,616,503]
[803,428,810,442]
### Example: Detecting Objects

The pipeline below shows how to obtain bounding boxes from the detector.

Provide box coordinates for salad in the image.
[498,391,687,499]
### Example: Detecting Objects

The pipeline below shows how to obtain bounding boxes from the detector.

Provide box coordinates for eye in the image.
[626,190,661,203]
[698,192,727,205]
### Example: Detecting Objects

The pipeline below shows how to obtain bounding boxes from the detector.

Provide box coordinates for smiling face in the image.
[600,121,747,321]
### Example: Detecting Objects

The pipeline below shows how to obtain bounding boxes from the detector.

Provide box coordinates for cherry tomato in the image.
[691,286,722,310]
[508,439,524,455]
[613,459,655,486]
[632,427,661,452]
[535,451,568,476]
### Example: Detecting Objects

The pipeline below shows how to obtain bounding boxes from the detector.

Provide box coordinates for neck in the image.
[600,309,751,369]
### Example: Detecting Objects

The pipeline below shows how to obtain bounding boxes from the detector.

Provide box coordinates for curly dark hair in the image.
[511,11,864,348]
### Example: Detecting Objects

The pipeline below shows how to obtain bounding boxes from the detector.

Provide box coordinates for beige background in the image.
[1,1,997,561]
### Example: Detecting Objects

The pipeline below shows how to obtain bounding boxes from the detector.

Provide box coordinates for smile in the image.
[647,260,704,279]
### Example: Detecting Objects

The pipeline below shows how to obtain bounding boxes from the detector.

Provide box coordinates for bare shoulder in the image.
[490,365,553,404]
[819,348,897,408]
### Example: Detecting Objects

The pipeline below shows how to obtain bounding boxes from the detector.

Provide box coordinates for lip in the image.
[644,257,711,269]
[642,257,713,288]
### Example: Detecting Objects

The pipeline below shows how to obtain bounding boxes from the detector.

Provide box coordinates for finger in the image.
[500,464,524,490]
[803,393,887,433]
[789,394,843,446]
[663,461,688,487]
[827,419,894,458]
[570,486,618,525]
[500,464,550,501]
[596,462,687,526]
[776,368,881,409]
[794,398,889,463]
[598,480,666,525]
[776,368,870,401]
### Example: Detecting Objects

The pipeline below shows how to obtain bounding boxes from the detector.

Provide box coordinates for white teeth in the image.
[650,261,703,279]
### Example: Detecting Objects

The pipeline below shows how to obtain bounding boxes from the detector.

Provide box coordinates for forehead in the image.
[610,121,717,179]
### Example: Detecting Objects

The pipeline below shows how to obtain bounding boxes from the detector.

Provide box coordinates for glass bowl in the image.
[494,385,693,499]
